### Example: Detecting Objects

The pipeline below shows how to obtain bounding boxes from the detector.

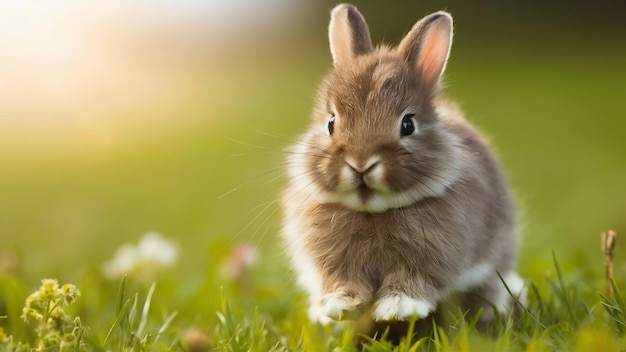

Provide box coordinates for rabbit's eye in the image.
[328,114,336,135]
[400,114,416,137]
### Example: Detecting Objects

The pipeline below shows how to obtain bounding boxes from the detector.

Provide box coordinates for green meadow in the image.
[1,2,625,350]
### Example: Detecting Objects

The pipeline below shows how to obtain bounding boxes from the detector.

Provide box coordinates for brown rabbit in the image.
[281,3,524,325]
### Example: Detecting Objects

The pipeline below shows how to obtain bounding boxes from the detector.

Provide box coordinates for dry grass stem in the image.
[601,230,617,298]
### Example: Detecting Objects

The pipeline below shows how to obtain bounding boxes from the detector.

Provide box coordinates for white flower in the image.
[102,232,178,281]
[136,232,178,267]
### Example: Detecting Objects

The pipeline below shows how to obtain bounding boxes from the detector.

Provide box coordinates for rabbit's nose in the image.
[345,156,380,176]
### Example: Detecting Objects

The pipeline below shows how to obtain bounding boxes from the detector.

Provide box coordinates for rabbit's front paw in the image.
[373,294,434,321]
[317,291,362,321]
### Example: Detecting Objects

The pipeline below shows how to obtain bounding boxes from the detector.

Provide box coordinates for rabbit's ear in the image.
[329,4,373,67]
[398,12,453,88]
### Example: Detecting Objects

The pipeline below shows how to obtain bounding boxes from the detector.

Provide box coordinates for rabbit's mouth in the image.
[356,182,374,200]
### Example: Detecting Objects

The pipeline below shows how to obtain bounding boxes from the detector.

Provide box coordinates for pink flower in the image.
[221,244,258,280]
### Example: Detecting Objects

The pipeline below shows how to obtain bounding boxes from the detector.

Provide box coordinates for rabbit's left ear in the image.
[329,4,373,67]
[398,12,453,89]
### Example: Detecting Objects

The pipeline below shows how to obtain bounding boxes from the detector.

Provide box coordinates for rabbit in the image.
[280,3,525,325]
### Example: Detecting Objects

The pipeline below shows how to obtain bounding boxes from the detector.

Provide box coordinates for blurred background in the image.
[1,0,625,302]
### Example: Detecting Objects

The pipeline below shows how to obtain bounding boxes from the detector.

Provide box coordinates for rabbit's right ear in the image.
[398,12,453,90]
[328,4,373,67]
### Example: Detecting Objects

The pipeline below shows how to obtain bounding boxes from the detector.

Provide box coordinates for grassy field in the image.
[1,20,625,351]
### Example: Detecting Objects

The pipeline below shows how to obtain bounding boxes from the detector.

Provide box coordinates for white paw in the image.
[373,294,434,321]
[503,271,527,306]
[308,304,332,325]
[317,292,360,321]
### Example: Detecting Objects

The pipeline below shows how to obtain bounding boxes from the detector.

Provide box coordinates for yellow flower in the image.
[38,279,62,301]
[61,284,81,305]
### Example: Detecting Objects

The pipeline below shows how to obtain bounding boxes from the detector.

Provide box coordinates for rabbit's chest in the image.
[323,212,427,265]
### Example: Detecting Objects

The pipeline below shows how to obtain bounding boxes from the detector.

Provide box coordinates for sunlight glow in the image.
[0,0,299,154]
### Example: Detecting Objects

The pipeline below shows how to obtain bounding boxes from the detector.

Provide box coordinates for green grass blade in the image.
[136,282,157,338]
[103,293,137,346]
[409,336,428,352]
[433,325,450,352]
[599,285,626,334]
[152,311,178,347]
[610,279,626,315]
[529,282,546,317]
[127,293,139,332]
[158,311,178,336]
[551,251,578,327]
[497,271,547,330]
[115,276,127,317]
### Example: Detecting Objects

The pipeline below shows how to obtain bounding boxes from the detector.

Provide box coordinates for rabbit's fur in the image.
[281,4,524,324]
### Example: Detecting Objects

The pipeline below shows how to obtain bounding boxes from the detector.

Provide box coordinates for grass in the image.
[2,252,625,350]
[0,27,625,350]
